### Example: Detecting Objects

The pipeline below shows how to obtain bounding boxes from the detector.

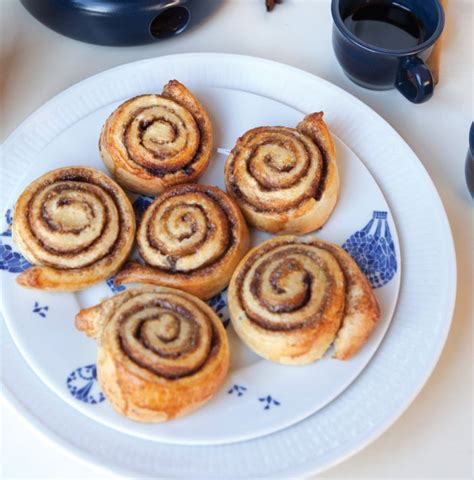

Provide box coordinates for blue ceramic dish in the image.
[20,0,195,46]
[331,0,444,103]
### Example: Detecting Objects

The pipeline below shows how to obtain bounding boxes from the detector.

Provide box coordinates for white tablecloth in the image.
[1,0,472,477]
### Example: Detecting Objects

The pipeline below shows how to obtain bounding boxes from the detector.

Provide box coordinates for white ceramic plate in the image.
[0,85,401,445]
[0,54,455,477]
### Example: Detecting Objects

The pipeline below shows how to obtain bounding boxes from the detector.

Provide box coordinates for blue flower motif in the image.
[133,195,155,225]
[106,275,126,294]
[0,243,31,273]
[0,208,31,273]
[66,364,105,404]
[342,211,397,288]
[32,301,49,318]
[259,395,281,410]
[228,384,247,396]
[208,289,230,329]
[0,209,13,237]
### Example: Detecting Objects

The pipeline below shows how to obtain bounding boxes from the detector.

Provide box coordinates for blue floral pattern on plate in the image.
[133,195,155,225]
[342,211,397,288]
[106,275,127,294]
[259,395,281,410]
[228,384,247,396]
[208,289,230,329]
[32,302,49,318]
[67,364,105,404]
[0,209,13,237]
[0,208,31,273]
[0,243,31,273]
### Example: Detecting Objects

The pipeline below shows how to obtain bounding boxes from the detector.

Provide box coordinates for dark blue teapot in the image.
[20,0,215,46]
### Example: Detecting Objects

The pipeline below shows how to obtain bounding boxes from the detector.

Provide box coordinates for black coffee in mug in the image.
[343,4,425,50]
[331,0,445,103]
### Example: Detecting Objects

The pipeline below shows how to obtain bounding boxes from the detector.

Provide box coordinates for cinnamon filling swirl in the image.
[75,286,230,422]
[236,244,340,331]
[121,99,201,175]
[115,184,249,300]
[105,291,220,380]
[138,187,232,274]
[224,112,339,235]
[229,235,380,364]
[99,80,213,195]
[226,127,324,213]
[26,182,120,266]
[12,167,135,291]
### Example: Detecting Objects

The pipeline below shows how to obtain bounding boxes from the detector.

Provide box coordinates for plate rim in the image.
[0,52,457,478]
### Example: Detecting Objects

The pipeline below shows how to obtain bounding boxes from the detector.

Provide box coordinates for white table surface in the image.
[0,0,472,478]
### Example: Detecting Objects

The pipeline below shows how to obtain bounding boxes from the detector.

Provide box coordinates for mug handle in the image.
[395,56,434,104]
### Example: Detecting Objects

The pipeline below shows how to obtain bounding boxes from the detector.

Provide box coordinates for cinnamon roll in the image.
[12,167,135,291]
[99,80,213,195]
[75,286,229,422]
[115,184,249,300]
[224,112,339,234]
[228,236,379,364]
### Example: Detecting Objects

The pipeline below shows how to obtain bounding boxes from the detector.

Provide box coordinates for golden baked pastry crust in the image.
[99,80,213,195]
[12,167,135,291]
[115,183,249,300]
[228,236,379,364]
[75,286,229,422]
[224,112,339,234]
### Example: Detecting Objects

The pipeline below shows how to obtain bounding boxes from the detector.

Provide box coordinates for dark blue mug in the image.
[331,0,445,103]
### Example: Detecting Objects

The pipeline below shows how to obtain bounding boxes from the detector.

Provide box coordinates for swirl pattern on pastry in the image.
[224,112,339,234]
[75,286,229,422]
[12,167,135,291]
[228,236,379,364]
[100,80,213,195]
[115,184,249,300]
